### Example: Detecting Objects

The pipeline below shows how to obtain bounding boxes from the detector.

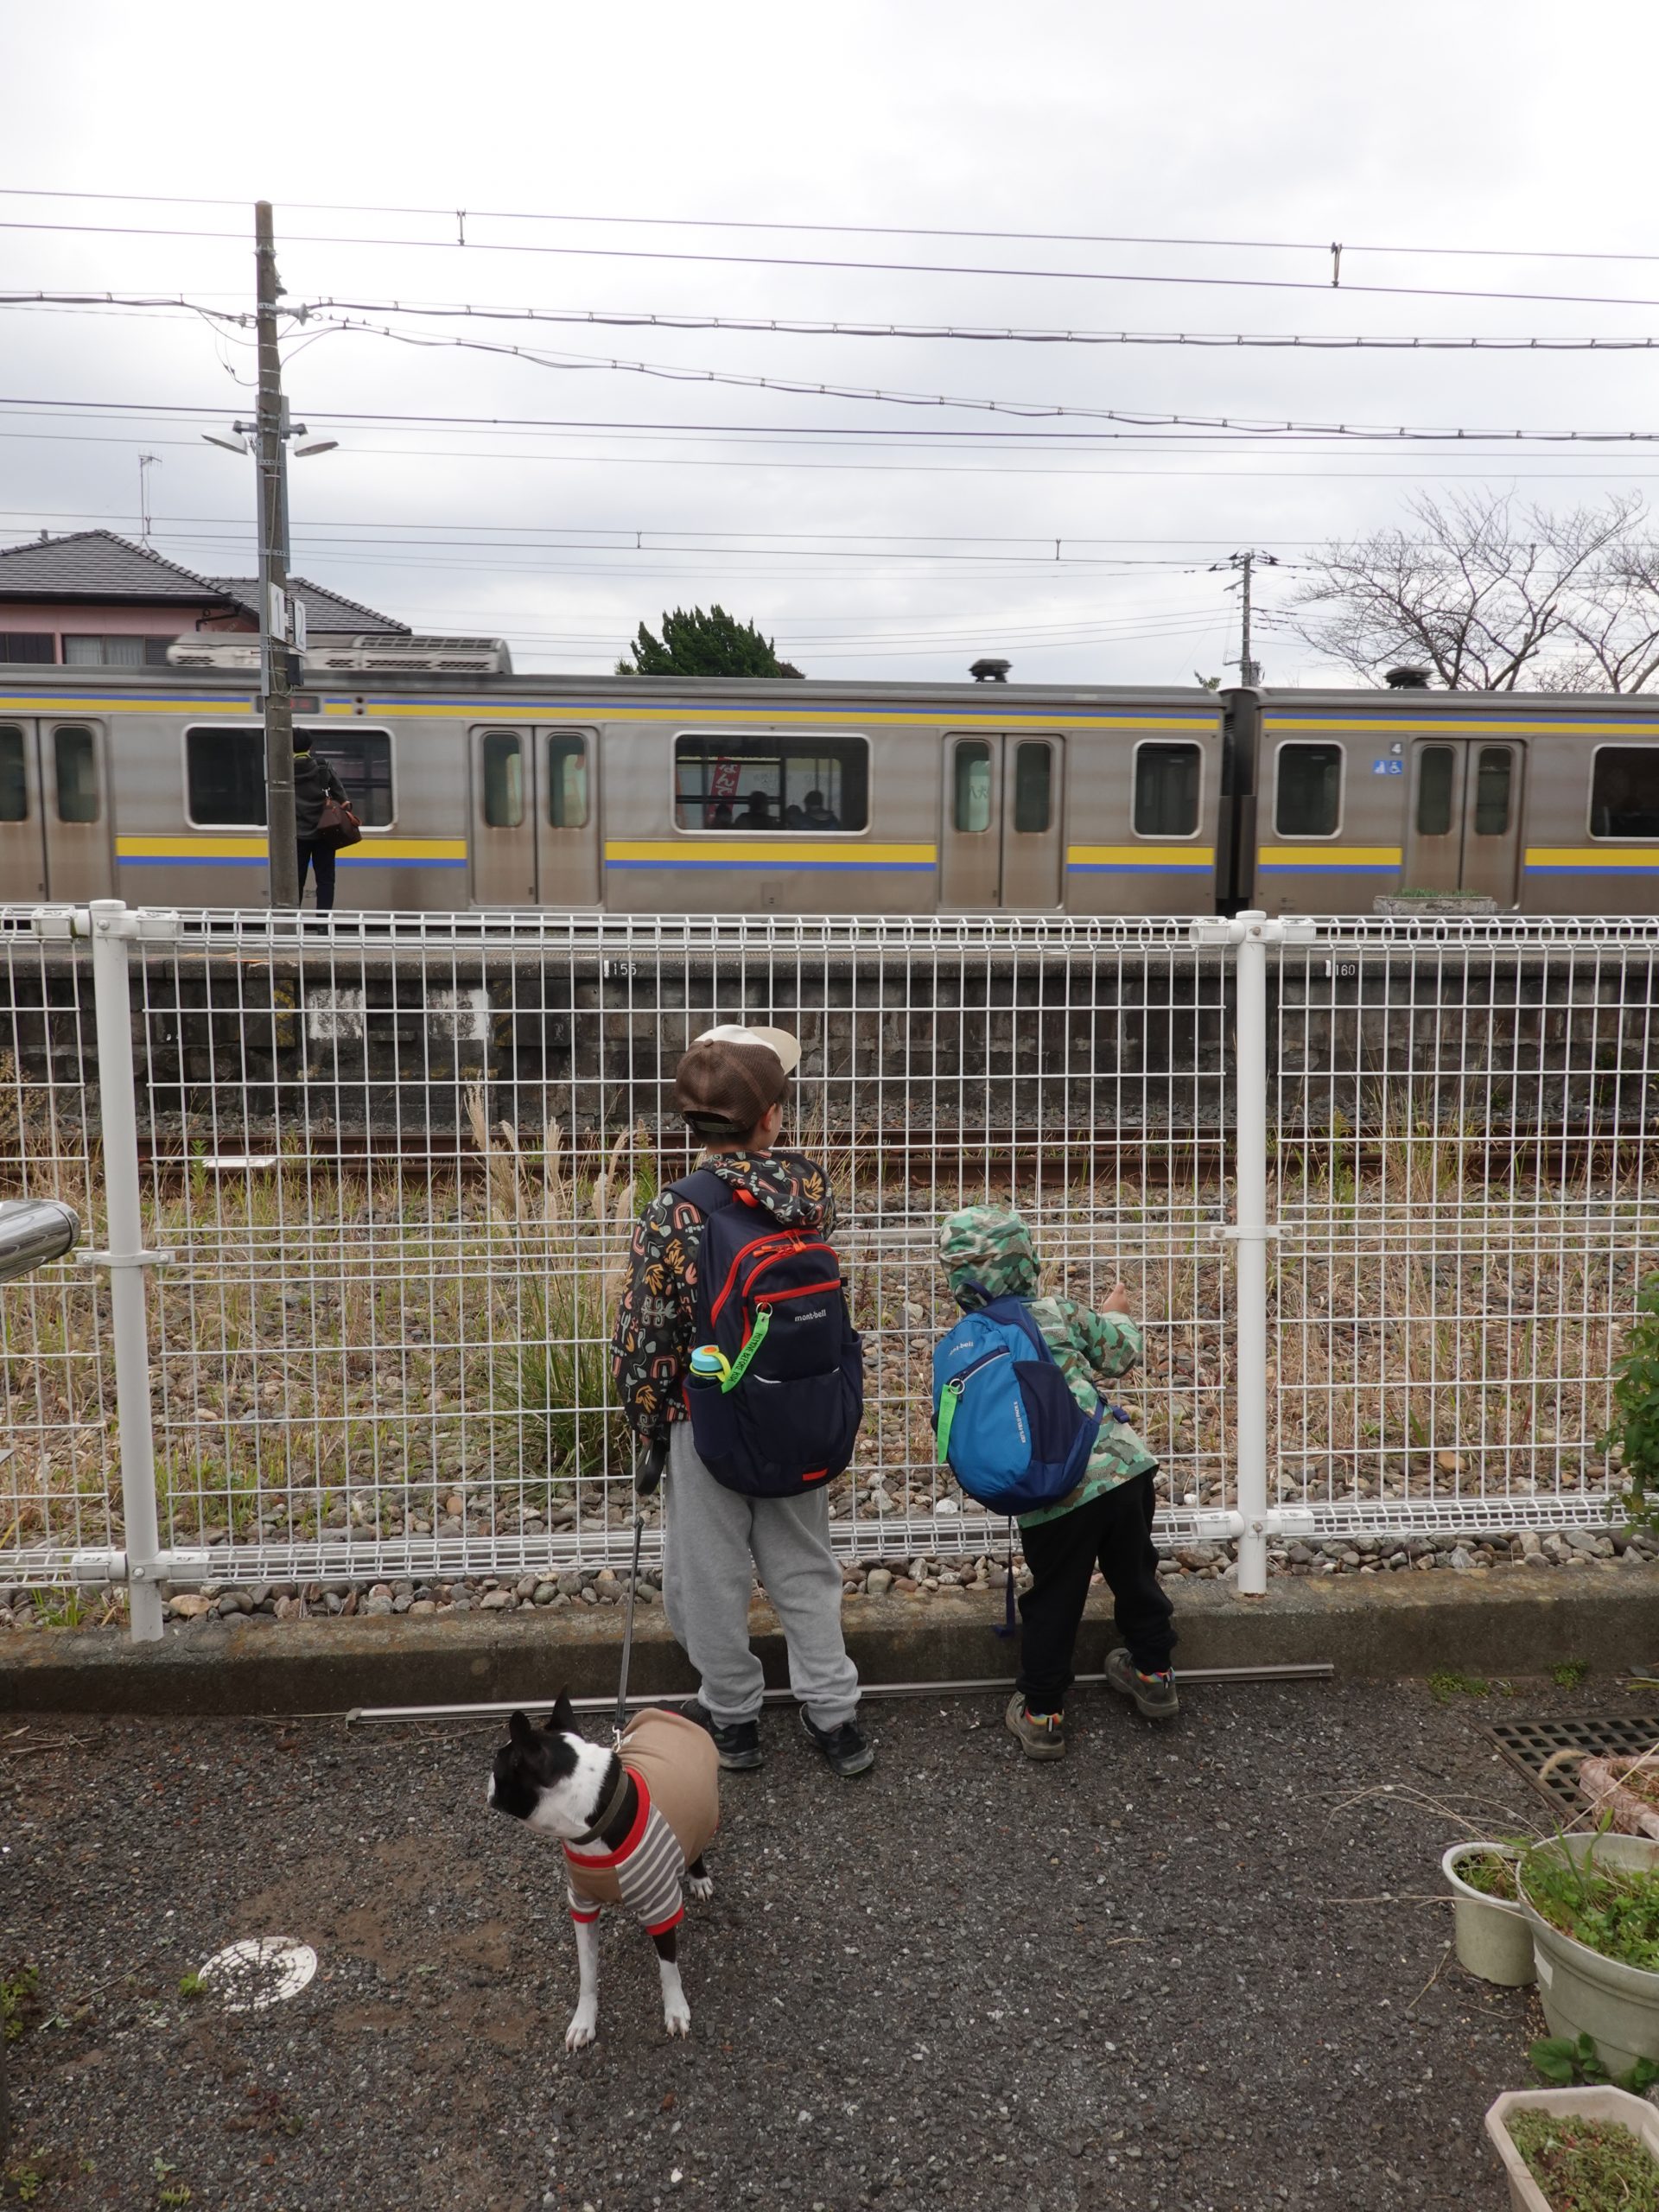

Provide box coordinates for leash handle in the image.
[613,1504,645,1742]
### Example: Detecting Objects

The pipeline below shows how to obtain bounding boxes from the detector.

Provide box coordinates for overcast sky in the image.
[3,0,1657,683]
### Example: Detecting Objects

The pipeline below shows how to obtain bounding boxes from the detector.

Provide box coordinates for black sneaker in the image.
[800,1709,875,1777]
[678,1697,764,1771]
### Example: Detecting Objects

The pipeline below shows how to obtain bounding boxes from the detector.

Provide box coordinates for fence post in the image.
[86,901,166,1644]
[1232,912,1273,1598]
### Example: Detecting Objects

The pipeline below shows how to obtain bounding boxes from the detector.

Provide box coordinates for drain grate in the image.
[1490,1713,1659,1811]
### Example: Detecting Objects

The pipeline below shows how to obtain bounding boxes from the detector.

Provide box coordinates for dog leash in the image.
[613,1504,645,1747]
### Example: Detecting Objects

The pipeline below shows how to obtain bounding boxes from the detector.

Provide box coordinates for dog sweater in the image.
[563,1707,720,1936]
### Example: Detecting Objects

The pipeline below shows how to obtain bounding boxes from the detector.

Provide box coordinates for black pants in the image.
[297,839,337,912]
[1017,1471,1175,1715]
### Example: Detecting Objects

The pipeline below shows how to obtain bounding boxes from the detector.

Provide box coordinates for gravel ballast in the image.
[0,1678,1609,2210]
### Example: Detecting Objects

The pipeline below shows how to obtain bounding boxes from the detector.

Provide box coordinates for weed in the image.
[8,2167,42,2203]
[1522,1834,1659,1973]
[1507,2104,1659,2205]
[1428,1670,1490,1703]
[32,1589,84,1630]
[1609,1272,1659,1540]
[1531,2028,1659,2095]
[176,1973,204,1999]
[1456,1848,1519,1902]
[1,1967,39,2043]
[158,2192,193,2209]
[1553,1659,1591,1690]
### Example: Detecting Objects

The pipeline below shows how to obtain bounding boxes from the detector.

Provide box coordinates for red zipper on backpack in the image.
[710,1234,836,1325]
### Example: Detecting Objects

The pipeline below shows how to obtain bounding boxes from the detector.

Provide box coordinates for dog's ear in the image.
[507,1709,537,1751]
[548,1688,577,1736]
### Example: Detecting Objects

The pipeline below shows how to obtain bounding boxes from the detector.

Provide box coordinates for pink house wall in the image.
[0,604,255,639]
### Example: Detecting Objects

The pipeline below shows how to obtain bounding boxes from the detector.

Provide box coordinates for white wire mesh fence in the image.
[0,901,1650,1635]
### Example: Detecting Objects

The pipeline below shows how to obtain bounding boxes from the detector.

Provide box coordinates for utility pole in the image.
[137,454,160,543]
[255,200,300,911]
[1211,550,1279,687]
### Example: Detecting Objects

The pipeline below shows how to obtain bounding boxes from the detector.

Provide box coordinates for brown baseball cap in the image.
[674,1024,801,1140]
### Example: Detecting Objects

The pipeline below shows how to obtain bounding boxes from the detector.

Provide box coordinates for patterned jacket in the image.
[611,1149,836,1449]
[938,1206,1158,1529]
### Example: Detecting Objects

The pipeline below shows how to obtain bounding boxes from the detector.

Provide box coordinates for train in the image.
[4,649,1659,918]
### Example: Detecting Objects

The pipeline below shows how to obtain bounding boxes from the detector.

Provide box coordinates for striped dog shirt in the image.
[561,1708,720,1938]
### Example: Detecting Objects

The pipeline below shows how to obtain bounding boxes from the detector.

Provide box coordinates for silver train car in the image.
[3,661,1658,916]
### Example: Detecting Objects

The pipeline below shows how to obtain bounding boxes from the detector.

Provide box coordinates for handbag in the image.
[313,793,363,851]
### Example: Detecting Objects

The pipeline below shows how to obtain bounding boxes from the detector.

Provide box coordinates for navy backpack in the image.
[671,1168,864,1498]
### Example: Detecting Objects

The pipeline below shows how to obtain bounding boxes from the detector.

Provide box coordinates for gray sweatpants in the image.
[662,1424,860,1731]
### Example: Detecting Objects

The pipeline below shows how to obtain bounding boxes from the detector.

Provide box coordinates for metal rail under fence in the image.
[0,901,1653,1637]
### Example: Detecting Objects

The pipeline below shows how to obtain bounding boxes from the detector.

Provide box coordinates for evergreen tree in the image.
[616,604,803,678]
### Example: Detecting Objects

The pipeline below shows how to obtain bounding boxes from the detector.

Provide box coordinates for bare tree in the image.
[1283,490,1659,690]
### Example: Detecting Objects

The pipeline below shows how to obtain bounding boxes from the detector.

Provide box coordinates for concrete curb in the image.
[3,1565,1658,1714]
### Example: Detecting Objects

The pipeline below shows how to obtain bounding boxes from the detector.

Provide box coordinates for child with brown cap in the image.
[611,1024,874,1779]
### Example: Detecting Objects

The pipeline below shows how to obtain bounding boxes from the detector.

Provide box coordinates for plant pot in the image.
[1441,1842,1533,1986]
[1485,2086,1659,2210]
[1522,1832,1659,2075]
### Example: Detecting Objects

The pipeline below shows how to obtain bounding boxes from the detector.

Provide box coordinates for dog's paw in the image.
[564,2005,599,2052]
[687,1873,715,1903]
[663,1995,692,2038]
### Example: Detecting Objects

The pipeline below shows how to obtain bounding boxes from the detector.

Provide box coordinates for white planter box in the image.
[1486,2086,1659,2210]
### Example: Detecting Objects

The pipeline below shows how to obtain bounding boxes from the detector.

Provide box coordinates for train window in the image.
[1473,747,1513,836]
[1416,747,1455,836]
[0,727,25,821]
[53,727,99,823]
[547,732,588,829]
[673,732,868,832]
[952,741,993,833]
[187,727,266,825]
[1134,743,1201,836]
[481,731,524,828]
[1590,747,1659,837]
[308,728,393,829]
[1274,743,1342,837]
[1013,743,1052,834]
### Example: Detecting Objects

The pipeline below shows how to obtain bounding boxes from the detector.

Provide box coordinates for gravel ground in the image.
[0,1677,1624,2211]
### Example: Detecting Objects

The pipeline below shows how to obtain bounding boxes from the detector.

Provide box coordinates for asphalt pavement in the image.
[0,1676,1610,2210]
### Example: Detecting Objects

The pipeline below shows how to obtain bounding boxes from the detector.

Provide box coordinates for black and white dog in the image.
[487,1694,720,2050]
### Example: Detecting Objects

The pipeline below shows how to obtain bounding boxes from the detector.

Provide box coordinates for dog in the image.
[487,1693,720,2049]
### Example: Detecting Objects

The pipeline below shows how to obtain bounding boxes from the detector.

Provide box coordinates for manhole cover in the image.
[1490,1714,1659,1812]
[197,1937,317,2012]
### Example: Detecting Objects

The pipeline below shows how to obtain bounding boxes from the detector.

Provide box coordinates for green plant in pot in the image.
[1442,1840,1533,1986]
[1520,1828,1659,2075]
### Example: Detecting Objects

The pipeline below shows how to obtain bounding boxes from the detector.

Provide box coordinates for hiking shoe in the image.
[678,1697,764,1771]
[1104,1647,1180,1721]
[1004,1691,1066,1761]
[800,1709,875,1777]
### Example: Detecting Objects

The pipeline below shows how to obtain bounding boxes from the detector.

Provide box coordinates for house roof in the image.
[0,530,242,605]
[204,577,409,635]
[0,531,408,633]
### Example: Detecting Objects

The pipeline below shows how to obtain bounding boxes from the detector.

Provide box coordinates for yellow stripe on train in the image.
[603,839,937,867]
[117,836,468,861]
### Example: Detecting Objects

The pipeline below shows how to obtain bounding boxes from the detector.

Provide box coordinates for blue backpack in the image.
[931,1295,1103,1517]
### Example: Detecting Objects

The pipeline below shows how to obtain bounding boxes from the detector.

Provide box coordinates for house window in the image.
[1134,743,1201,836]
[0,634,54,664]
[673,731,868,831]
[62,635,173,667]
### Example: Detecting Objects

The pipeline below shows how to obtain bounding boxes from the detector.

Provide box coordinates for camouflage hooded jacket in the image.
[938,1206,1158,1529]
[611,1150,836,1450]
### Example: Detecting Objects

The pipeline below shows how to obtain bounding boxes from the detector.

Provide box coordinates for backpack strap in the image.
[665,1168,735,1216]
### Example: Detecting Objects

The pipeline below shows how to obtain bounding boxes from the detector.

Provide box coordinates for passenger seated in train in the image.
[801,789,839,830]
[784,803,804,827]
[738,791,773,830]
[708,798,734,829]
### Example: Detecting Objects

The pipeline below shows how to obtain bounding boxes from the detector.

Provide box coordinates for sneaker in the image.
[1104,1647,1180,1721]
[800,1709,875,1777]
[1004,1691,1066,1760]
[678,1697,764,1771]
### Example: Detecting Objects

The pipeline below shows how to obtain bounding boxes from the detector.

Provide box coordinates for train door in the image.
[469,725,600,907]
[939,733,1065,910]
[0,722,46,900]
[531,728,600,908]
[1405,739,1525,906]
[0,721,112,901]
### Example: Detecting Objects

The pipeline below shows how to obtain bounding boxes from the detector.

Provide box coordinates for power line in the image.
[10,215,1659,310]
[3,186,1657,267]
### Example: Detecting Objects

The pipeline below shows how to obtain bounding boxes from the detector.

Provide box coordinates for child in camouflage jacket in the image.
[938,1206,1177,1761]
